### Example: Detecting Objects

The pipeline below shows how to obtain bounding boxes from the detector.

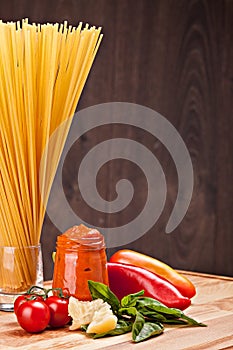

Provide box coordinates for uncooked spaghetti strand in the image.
[0,18,103,254]
[49,23,82,133]
[37,23,65,231]
[0,116,32,243]
[36,26,92,227]
[0,21,34,231]
[0,189,12,246]
[49,24,82,129]
[36,26,99,227]
[37,24,62,220]
[0,170,29,247]
[9,22,36,236]
[22,22,39,238]
[69,28,103,117]
[37,26,103,233]
[0,159,30,246]
[0,147,31,245]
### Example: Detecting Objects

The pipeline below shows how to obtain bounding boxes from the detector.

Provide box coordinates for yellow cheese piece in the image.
[68,296,117,333]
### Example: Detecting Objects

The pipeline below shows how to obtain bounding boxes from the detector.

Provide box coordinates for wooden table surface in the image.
[0,271,233,350]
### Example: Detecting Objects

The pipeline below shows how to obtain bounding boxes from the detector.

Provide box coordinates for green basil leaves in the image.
[132,312,164,342]
[87,281,206,343]
[87,280,120,314]
[136,297,206,326]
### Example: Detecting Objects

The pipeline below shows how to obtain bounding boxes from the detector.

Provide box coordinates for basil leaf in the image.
[138,307,167,322]
[121,290,144,308]
[133,322,164,343]
[180,314,206,327]
[118,306,137,317]
[137,297,182,318]
[132,312,145,340]
[132,312,164,343]
[93,320,132,338]
[163,319,189,325]
[137,297,206,327]
[88,280,120,314]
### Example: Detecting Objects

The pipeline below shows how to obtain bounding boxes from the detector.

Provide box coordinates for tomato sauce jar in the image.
[52,224,109,300]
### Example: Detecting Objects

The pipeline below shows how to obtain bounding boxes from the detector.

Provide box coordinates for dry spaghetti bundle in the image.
[0,19,102,291]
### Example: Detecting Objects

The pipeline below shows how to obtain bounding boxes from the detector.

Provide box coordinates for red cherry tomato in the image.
[14,294,44,314]
[45,296,71,328]
[16,300,50,333]
[14,295,28,314]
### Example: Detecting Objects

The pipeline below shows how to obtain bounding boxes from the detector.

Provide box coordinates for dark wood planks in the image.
[0,0,232,279]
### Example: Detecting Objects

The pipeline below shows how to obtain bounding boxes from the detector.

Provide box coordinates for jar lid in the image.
[61,224,105,250]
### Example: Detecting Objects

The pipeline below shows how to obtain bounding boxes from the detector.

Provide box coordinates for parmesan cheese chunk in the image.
[68,296,117,333]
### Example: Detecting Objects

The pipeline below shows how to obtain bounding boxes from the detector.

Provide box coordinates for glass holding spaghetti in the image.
[0,245,43,310]
[0,18,103,311]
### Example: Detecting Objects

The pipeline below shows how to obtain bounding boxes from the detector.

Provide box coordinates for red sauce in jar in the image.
[52,224,109,300]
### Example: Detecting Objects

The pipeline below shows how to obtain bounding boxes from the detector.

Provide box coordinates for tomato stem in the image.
[27,285,47,296]
[26,285,70,299]
[45,287,69,299]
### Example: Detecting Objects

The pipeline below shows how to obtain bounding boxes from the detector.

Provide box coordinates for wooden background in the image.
[0,0,232,280]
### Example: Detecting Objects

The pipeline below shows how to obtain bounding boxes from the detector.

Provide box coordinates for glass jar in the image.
[0,244,43,311]
[52,224,109,301]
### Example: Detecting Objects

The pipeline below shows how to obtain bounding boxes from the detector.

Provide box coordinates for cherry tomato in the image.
[45,296,71,328]
[14,294,44,314]
[14,295,27,314]
[16,300,50,333]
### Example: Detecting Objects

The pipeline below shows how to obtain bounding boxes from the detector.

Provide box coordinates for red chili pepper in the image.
[109,249,196,298]
[107,262,191,310]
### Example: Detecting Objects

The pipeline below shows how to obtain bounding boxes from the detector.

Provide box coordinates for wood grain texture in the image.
[0,0,232,279]
[0,272,233,349]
